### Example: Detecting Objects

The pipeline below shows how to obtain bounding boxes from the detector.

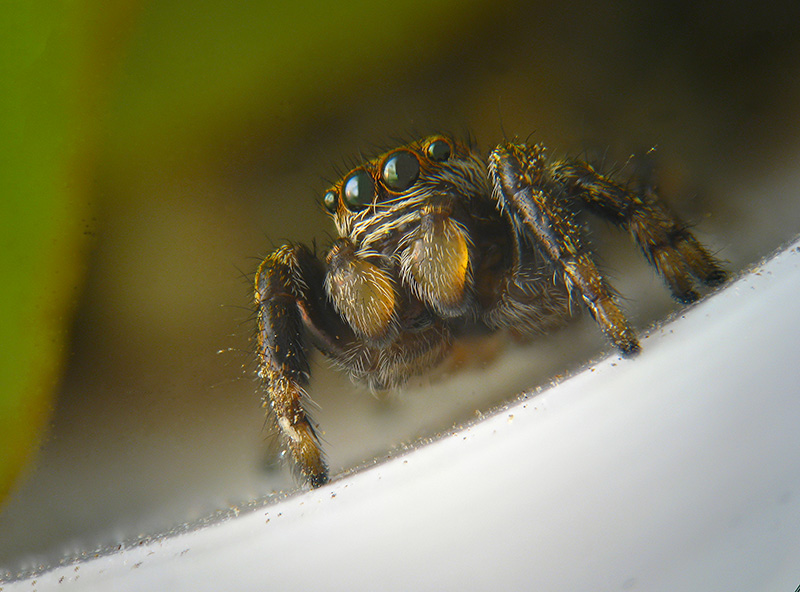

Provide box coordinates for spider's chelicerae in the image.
[254,135,726,487]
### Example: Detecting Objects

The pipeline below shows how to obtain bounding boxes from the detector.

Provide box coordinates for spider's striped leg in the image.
[549,159,727,303]
[255,243,352,488]
[488,141,640,356]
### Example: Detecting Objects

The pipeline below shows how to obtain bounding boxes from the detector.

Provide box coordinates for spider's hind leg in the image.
[549,159,727,303]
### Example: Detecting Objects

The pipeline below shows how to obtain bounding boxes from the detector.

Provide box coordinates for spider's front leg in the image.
[255,240,400,487]
[254,244,352,488]
[488,142,640,356]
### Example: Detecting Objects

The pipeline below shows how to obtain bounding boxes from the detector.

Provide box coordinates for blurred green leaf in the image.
[0,1,93,504]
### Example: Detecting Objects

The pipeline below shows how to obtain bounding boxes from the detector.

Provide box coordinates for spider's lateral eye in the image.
[343,170,374,211]
[426,139,451,162]
[323,191,338,213]
[381,150,420,192]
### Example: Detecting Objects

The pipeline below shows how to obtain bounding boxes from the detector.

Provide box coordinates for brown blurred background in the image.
[2,0,800,574]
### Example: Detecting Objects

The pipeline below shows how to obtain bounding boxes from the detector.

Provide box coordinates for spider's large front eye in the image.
[426,139,451,162]
[343,170,374,211]
[323,191,338,213]
[382,150,420,192]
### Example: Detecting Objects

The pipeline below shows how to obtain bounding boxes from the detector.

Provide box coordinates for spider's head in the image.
[321,135,488,250]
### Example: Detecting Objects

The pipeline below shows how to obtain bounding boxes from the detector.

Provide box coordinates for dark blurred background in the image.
[2,0,799,574]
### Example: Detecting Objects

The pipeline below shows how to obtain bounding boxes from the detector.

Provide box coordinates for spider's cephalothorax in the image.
[254,135,726,487]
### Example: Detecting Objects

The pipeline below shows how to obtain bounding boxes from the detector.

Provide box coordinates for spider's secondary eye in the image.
[343,170,374,210]
[382,150,420,192]
[426,139,451,162]
[323,191,338,213]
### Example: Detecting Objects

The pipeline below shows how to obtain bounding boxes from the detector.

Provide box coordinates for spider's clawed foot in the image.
[637,222,728,304]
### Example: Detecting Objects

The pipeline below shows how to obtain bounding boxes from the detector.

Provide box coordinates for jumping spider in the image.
[254,135,726,487]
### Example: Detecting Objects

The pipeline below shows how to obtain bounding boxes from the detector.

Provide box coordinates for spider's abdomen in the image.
[340,320,452,390]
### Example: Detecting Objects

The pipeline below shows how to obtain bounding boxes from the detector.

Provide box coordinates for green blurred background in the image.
[2,0,799,575]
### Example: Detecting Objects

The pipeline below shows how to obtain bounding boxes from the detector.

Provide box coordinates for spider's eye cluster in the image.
[381,150,419,192]
[325,169,375,214]
[324,137,454,214]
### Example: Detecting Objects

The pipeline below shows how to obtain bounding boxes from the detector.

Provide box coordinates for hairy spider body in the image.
[254,135,726,487]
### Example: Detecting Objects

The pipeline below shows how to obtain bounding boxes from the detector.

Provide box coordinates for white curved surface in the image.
[5,239,800,591]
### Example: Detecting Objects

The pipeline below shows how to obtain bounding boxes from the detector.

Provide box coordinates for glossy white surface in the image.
[5,239,800,591]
